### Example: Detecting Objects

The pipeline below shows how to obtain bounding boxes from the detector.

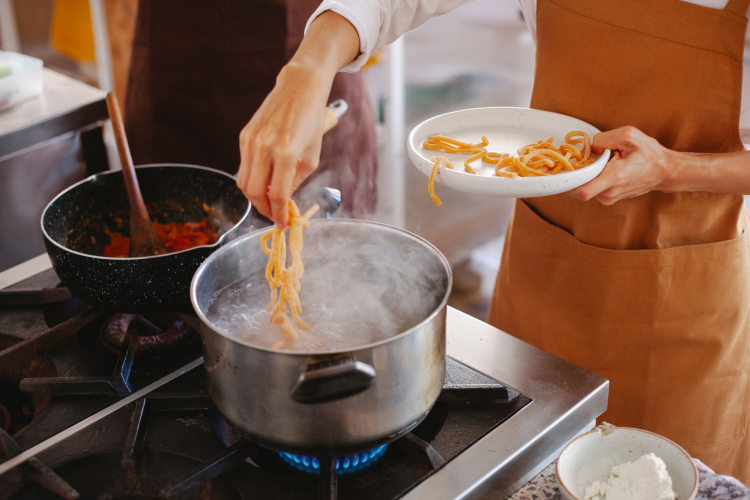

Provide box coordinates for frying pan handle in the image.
[290,358,375,404]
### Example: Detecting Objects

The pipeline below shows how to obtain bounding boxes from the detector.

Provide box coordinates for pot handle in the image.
[290,358,376,404]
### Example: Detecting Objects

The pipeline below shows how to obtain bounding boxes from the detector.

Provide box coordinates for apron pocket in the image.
[572,224,750,447]
[495,200,750,447]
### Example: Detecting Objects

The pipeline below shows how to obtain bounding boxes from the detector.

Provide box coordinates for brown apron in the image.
[488,0,750,482]
[124,0,377,218]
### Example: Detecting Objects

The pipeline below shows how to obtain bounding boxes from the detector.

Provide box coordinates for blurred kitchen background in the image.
[0,0,535,320]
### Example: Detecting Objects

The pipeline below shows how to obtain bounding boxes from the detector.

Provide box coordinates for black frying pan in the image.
[41,164,250,313]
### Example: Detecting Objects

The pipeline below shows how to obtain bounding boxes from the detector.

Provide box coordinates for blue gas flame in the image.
[278,444,388,475]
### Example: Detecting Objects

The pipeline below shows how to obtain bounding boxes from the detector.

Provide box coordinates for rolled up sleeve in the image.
[305,0,476,72]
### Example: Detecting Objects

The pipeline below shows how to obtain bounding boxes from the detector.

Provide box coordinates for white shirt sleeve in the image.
[304,0,478,72]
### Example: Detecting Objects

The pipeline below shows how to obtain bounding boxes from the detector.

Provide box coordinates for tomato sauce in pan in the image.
[103,219,219,258]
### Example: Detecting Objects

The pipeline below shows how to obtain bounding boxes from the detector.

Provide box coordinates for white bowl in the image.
[407,107,611,198]
[556,427,699,500]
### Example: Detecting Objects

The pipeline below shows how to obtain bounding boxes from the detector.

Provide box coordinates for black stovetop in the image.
[0,269,531,500]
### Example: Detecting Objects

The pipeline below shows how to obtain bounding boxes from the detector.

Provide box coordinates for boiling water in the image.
[206,264,441,353]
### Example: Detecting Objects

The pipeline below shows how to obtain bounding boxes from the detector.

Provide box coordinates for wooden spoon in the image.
[106,93,167,257]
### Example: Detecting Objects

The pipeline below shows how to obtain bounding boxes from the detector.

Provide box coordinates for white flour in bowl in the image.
[584,453,677,500]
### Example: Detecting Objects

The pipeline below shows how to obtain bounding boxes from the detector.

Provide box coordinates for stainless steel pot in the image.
[191,219,452,454]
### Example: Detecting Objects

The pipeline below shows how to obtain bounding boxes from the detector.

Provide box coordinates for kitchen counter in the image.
[0,69,108,271]
[0,68,107,158]
[507,424,750,500]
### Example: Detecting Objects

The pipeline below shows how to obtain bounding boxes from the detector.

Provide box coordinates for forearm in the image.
[572,127,750,204]
[282,11,360,87]
[662,150,750,195]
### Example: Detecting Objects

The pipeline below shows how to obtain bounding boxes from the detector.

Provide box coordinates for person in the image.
[123,0,377,219]
[235,0,750,483]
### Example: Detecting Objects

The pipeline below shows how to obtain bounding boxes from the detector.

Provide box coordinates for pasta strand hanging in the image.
[261,200,319,349]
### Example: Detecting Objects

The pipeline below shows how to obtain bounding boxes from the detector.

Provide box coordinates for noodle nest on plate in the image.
[424,131,594,206]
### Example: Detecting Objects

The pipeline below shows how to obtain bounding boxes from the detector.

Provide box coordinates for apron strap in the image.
[724,0,750,17]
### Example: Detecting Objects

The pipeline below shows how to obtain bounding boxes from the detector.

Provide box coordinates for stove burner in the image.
[1,276,545,500]
[0,380,36,435]
[100,313,192,353]
[0,402,10,431]
[279,445,388,475]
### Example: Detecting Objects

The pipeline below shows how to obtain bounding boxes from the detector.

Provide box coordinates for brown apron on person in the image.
[124,0,377,218]
[488,0,750,482]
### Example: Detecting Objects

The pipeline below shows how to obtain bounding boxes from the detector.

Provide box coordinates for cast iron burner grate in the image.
[0,403,9,432]
[100,313,194,353]
[1,303,202,398]
[11,450,240,500]
[0,271,210,500]
[0,382,35,436]
[0,332,56,437]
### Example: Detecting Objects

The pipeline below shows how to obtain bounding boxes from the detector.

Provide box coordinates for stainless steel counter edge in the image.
[402,308,609,499]
[0,253,52,289]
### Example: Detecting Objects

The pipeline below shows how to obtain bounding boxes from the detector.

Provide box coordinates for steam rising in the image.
[204,221,450,353]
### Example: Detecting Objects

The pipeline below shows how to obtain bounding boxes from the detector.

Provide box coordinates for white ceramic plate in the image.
[556,427,699,500]
[407,107,611,198]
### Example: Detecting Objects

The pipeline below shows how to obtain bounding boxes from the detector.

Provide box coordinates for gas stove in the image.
[0,255,608,499]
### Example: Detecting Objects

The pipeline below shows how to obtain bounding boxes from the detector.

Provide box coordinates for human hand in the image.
[236,10,360,227]
[567,126,675,205]
[236,64,331,227]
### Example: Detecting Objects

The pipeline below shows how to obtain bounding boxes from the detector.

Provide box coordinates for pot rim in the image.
[40,163,251,261]
[190,219,453,356]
